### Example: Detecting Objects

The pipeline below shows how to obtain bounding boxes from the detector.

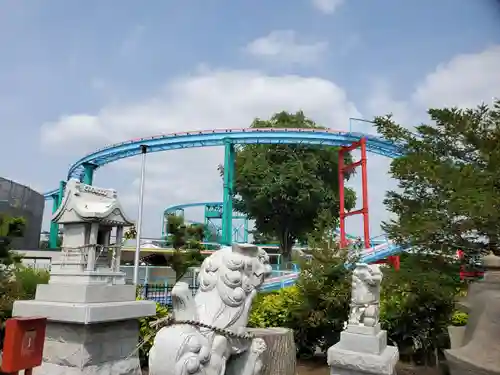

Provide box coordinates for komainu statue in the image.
[348,263,383,327]
[148,243,273,375]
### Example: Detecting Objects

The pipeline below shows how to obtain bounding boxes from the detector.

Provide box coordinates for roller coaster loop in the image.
[42,127,404,250]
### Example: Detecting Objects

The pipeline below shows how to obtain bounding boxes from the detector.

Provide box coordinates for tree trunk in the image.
[279,232,295,268]
[246,327,296,375]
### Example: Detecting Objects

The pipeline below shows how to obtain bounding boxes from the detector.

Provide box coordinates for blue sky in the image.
[1,0,500,238]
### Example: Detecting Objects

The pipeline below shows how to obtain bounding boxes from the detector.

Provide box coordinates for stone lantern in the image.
[445,252,500,375]
[13,179,156,375]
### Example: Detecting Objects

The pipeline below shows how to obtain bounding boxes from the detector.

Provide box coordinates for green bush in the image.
[250,251,462,363]
[451,311,468,327]
[379,253,461,364]
[14,267,50,299]
[250,246,352,357]
[138,301,169,368]
[249,287,300,328]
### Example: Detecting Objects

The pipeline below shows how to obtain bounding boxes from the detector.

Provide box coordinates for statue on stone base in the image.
[348,263,383,327]
[148,244,273,375]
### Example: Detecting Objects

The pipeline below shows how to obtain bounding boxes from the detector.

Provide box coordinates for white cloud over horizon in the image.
[38,43,500,238]
[311,0,345,14]
[244,30,329,66]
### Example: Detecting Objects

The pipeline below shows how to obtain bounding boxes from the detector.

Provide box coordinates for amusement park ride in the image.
[42,124,409,288]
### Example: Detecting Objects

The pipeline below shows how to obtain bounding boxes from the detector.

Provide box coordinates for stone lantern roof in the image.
[52,179,134,226]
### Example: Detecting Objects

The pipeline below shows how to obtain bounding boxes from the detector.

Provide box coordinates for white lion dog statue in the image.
[148,243,273,375]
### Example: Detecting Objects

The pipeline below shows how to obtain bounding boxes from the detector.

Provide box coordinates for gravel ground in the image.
[142,360,444,375]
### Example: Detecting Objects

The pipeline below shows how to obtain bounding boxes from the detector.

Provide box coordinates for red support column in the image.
[338,146,347,249]
[338,138,400,270]
[338,138,370,249]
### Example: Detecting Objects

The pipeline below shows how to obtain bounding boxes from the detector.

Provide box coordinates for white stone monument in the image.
[13,179,156,375]
[328,263,399,375]
[148,243,274,375]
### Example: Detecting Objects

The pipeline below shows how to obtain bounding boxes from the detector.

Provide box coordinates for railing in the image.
[137,284,198,306]
[58,244,123,272]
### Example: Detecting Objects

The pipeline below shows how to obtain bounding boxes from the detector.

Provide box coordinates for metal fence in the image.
[0,177,44,250]
[137,283,198,306]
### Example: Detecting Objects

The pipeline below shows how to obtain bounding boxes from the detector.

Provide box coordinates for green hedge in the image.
[137,301,169,368]
[248,251,465,364]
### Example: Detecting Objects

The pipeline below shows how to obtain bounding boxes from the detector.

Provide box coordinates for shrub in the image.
[379,253,461,364]
[292,247,351,356]
[249,287,300,328]
[138,301,169,368]
[14,267,50,299]
[451,311,468,327]
[249,251,462,363]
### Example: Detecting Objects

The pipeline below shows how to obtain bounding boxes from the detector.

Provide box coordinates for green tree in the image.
[374,100,500,255]
[124,226,137,241]
[227,111,357,261]
[251,231,279,245]
[0,215,26,352]
[166,214,205,281]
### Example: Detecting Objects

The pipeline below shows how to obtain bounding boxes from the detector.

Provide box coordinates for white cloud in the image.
[39,44,500,239]
[311,0,344,14]
[120,24,145,56]
[367,45,500,125]
[412,45,500,109]
[244,30,328,66]
[40,69,362,236]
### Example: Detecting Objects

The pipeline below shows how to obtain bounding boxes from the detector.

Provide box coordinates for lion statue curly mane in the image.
[148,243,273,375]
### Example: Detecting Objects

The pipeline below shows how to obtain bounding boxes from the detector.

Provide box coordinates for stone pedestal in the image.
[13,283,156,375]
[445,253,500,375]
[328,324,399,375]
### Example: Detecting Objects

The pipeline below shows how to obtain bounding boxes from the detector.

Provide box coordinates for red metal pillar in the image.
[338,138,370,250]
[338,137,400,270]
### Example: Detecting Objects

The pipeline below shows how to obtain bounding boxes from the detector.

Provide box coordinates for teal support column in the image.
[243,218,249,242]
[48,180,67,249]
[83,163,96,185]
[204,205,210,242]
[48,194,60,249]
[221,140,235,245]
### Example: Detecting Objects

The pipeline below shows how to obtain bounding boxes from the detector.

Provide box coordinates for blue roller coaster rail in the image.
[43,126,405,258]
[260,239,408,292]
[162,202,249,244]
[162,201,390,247]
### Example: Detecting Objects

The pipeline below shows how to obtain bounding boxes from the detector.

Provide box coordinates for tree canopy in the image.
[374,100,500,256]
[165,214,205,281]
[0,215,25,327]
[229,111,357,261]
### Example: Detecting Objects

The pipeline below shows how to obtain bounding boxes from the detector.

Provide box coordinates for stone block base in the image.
[34,320,142,375]
[328,345,398,375]
[33,357,141,375]
[336,330,387,355]
[13,299,155,324]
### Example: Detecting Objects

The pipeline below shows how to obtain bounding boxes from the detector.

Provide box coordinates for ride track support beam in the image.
[338,138,370,249]
[48,180,66,249]
[221,140,235,245]
[338,139,400,270]
[82,163,97,185]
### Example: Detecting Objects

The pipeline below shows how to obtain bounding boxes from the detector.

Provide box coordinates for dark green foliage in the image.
[138,301,169,368]
[1,216,51,353]
[292,246,352,356]
[230,111,357,260]
[380,253,462,364]
[249,251,462,363]
[166,214,205,281]
[374,100,500,255]
[13,267,50,300]
[124,226,137,240]
[0,215,25,322]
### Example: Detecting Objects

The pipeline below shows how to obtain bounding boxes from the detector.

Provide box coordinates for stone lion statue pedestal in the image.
[148,243,296,375]
[445,253,500,375]
[328,263,398,375]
